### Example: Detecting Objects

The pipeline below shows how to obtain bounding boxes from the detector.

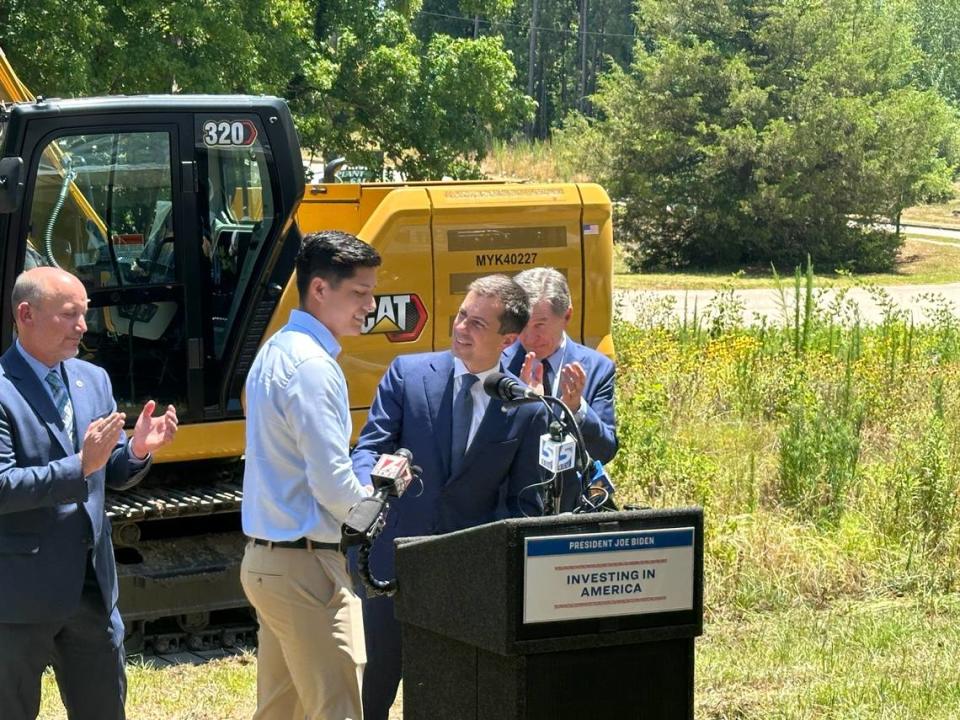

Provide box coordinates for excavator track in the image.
[106,480,244,521]
[107,472,259,656]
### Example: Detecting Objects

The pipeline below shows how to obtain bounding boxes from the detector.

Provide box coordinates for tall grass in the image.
[40,262,960,719]
[612,262,960,615]
[482,137,590,183]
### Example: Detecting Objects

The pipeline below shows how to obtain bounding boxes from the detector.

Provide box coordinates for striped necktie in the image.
[45,369,75,448]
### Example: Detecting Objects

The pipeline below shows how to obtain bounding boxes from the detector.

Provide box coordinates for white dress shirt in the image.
[241,309,368,543]
[452,358,500,451]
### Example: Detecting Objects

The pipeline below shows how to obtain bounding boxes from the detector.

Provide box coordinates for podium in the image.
[394,508,704,720]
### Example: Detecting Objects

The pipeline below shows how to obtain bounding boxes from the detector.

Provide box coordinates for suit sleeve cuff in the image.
[128,443,150,464]
[574,398,588,424]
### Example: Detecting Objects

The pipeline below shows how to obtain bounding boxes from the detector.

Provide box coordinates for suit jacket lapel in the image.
[503,342,525,377]
[0,347,74,457]
[61,361,104,539]
[423,353,455,479]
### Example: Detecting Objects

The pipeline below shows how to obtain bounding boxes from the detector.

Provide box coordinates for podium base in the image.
[402,624,695,720]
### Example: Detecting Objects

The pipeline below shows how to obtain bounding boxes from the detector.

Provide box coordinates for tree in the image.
[413,0,635,137]
[567,0,959,271]
[1,0,110,96]
[500,0,634,137]
[912,0,960,106]
[1,0,314,96]
[2,0,533,179]
[297,1,534,179]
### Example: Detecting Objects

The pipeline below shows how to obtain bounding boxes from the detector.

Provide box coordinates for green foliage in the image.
[416,0,635,138]
[2,0,533,179]
[550,111,612,182]
[913,0,960,106]
[777,370,864,524]
[277,2,537,179]
[410,34,535,177]
[459,0,515,20]
[1,0,313,96]
[564,0,960,271]
[613,264,960,608]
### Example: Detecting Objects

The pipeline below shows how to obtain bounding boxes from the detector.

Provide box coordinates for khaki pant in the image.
[241,541,366,720]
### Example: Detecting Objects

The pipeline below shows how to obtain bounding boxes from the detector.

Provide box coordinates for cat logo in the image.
[361,293,427,342]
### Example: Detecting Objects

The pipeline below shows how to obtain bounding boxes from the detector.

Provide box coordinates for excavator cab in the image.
[0,96,305,424]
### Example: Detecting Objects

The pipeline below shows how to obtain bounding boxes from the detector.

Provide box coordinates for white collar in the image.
[453,357,500,385]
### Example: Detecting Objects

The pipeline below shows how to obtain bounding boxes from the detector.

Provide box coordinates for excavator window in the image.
[194,119,276,411]
[21,129,187,416]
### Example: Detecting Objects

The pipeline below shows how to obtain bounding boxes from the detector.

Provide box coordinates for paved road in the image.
[615,228,960,326]
[615,282,960,327]
[899,223,960,242]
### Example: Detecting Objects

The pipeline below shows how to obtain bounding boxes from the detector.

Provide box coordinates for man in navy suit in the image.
[352,274,544,720]
[505,267,618,512]
[0,267,178,720]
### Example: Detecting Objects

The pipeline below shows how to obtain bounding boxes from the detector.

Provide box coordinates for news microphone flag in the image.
[370,448,413,496]
[539,432,577,473]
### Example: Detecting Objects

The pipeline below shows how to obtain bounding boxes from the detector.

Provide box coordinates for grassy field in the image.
[40,272,960,718]
[902,191,960,226]
[39,654,258,719]
[38,597,960,718]
[614,237,960,291]
[482,137,589,183]
[699,598,960,718]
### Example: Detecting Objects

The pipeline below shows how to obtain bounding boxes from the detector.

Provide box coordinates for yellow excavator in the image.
[0,48,615,652]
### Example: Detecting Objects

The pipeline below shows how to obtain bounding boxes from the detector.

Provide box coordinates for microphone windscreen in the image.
[483,372,510,399]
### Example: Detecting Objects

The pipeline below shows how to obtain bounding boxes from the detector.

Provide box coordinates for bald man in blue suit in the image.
[352,274,545,720]
[0,267,178,720]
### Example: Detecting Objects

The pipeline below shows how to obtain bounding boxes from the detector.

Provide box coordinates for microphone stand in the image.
[358,543,397,597]
[507,393,593,515]
[542,420,566,516]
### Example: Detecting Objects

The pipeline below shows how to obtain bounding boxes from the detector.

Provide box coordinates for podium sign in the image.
[523,527,695,624]
[395,509,704,720]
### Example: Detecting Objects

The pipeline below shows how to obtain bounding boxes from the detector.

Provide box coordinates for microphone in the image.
[539,420,576,473]
[482,372,541,403]
[342,448,420,598]
[370,448,414,496]
[342,448,415,546]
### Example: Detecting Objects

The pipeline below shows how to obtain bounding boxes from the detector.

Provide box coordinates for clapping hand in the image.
[558,362,586,412]
[519,351,547,395]
[80,412,126,476]
[130,401,179,460]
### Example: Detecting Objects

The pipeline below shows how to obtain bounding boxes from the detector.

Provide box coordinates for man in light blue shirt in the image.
[241,230,380,720]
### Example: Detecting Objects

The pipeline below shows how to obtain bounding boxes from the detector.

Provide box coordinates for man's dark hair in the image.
[467,274,531,334]
[295,231,381,300]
